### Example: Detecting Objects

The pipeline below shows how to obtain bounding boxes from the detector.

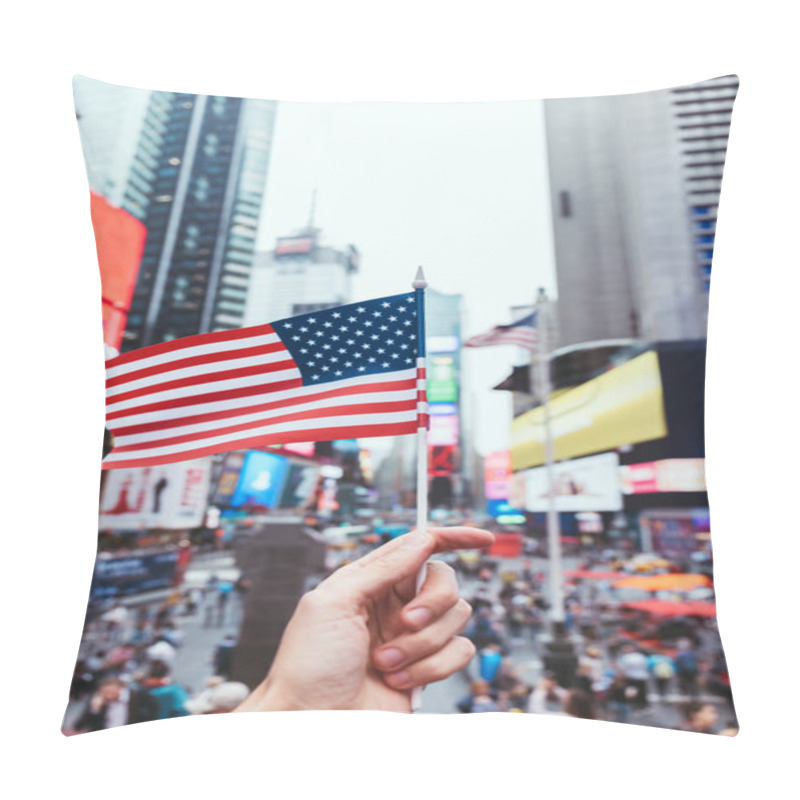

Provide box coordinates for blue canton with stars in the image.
[272,292,420,386]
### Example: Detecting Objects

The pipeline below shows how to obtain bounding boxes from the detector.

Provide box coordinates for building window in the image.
[559,190,572,218]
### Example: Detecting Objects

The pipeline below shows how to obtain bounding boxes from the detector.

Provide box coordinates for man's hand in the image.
[235,526,494,713]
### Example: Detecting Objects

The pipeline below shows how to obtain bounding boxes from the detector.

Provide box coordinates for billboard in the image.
[429,414,459,446]
[211,451,247,506]
[511,350,667,471]
[90,551,180,600]
[229,450,290,509]
[484,450,512,500]
[99,458,212,530]
[274,236,315,255]
[429,445,458,476]
[523,452,623,512]
[428,336,459,353]
[90,191,147,350]
[620,459,707,494]
[279,463,321,508]
[428,380,459,403]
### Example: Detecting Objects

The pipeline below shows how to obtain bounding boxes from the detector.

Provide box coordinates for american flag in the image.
[464,311,537,351]
[102,292,427,469]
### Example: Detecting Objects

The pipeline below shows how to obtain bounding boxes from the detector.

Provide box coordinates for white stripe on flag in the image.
[104,410,418,464]
[105,331,281,379]
[106,367,418,426]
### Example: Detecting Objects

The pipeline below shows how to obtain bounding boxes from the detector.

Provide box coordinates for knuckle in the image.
[413,628,440,653]
[297,589,325,613]
[455,636,476,664]
[435,561,456,580]
[457,598,473,618]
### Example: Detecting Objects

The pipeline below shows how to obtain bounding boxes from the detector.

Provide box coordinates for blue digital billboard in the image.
[229,451,290,509]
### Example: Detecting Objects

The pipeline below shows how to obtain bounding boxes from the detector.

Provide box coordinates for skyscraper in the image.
[543,75,738,348]
[125,92,277,348]
[74,78,277,351]
[242,227,359,325]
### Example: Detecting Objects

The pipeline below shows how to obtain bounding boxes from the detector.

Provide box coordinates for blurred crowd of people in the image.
[64,575,250,734]
[454,556,738,736]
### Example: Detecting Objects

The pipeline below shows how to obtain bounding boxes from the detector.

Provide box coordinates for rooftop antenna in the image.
[306,187,318,233]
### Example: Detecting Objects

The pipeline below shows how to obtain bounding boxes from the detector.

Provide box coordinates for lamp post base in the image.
[541,622,579,688]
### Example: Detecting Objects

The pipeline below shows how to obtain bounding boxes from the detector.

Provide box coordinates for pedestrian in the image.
[146,634,177,667]
[648,652,676,700]
[216,580,234,627]
[674,639,700,697]
[213,634,237,679]
[133,660,190,721]
[617,644,651,711]
[456,679,499,713]
[478,643,504,684]
[564,688,597,720]
[677,700,719,734]
[605,672,633,724]
[579,646,605,690]
[100,602,130,645]
[74,677,130,732]
[185,681,251,715]
[527,675,569,715]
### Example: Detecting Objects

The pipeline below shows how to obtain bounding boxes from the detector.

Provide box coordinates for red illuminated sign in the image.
[90,191,147,350]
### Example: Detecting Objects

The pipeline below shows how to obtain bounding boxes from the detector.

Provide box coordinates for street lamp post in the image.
[535,288,578,687]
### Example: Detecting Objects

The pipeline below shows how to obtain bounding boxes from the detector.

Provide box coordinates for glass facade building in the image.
[124,92,276,349]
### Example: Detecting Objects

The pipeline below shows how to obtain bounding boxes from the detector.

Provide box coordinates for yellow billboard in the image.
[511,350,667,471]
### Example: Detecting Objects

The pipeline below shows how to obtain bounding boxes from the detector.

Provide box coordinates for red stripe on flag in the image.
[112,400,419,453]
[111,377,419,437]
[106,358,297,406]
[102,421,420,470]
[106,323,278,368]
[105,377,304,421]
[106,341,287,388]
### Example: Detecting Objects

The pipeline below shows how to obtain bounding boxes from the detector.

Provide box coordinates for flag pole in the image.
[411,266,428,712]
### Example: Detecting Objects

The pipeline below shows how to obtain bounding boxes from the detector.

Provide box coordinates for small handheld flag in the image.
[464,311,537,351]
[103,291,426,469]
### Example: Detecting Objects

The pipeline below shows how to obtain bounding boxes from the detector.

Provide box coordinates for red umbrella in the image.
[620,599,717,618]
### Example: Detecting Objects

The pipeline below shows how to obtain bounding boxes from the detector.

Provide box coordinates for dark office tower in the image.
[122,92,276,350]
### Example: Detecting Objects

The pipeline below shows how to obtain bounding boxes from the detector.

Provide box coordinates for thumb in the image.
[320,530,435,604]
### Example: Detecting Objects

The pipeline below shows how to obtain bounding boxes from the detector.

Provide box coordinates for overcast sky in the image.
[257,99,558,456]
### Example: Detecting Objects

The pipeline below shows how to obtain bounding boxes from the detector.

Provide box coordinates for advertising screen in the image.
[511,350,667,470]
[484,450,512,499]
[523,452,623,512]
[229,451,290,509]
[279,463,321,508]
[428,380,458,403]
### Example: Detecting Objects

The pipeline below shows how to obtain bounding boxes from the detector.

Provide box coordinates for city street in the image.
[65,547,735,732]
